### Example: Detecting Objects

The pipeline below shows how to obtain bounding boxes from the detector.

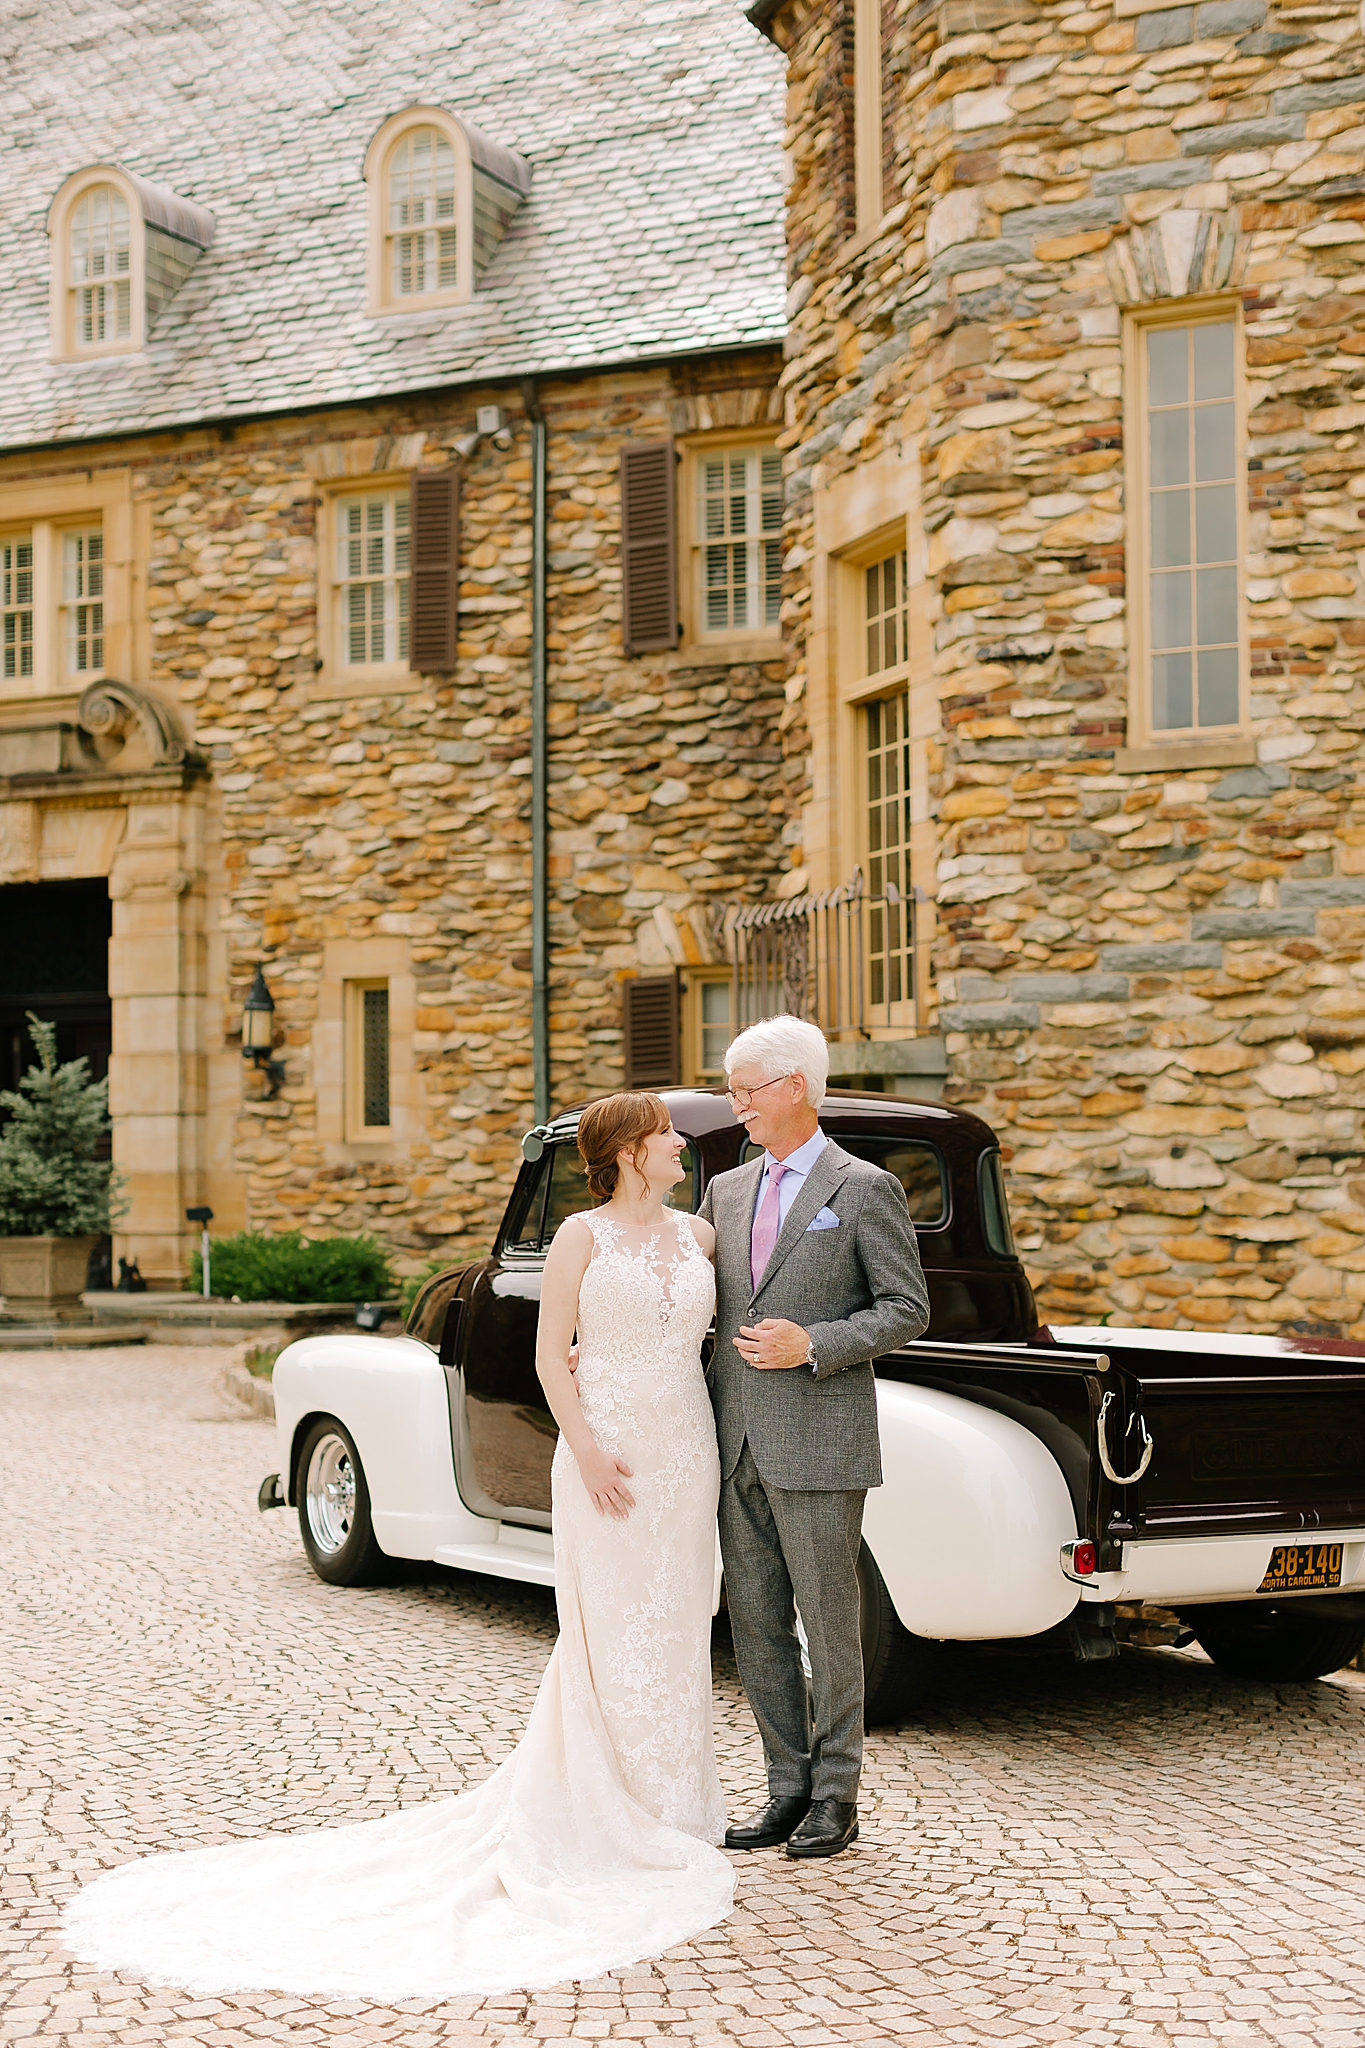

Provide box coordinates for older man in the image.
[698,1015,929,1858]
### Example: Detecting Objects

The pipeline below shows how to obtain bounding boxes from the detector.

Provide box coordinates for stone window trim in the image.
[836,517,912,708]
[0,473,131,702]
[46,164,214,363]
[677,431,785,661]
[315,472,415,693]
[1123,294,1251,760]
[314,938,415,1155]
[362,107,532,318]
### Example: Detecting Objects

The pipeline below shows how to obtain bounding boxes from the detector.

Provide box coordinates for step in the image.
[432,1530,556,1588]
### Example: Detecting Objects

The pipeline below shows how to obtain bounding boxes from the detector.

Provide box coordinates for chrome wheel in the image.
[304,1431,357,1555]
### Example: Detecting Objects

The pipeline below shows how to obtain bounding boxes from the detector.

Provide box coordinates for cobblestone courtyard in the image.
[3,1348,1365,2047]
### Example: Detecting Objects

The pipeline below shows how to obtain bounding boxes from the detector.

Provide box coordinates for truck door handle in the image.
[1097,1389,1154,1486]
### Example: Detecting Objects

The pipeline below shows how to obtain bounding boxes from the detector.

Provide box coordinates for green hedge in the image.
[191,1229,395,1304]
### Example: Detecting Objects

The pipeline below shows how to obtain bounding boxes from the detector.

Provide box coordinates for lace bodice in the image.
[573,1209,716,1439]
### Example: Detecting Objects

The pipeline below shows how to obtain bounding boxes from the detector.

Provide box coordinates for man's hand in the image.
[735,1318,812,1371]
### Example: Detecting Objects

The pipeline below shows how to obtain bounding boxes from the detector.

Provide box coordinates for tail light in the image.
[1061,1539,1098,1578]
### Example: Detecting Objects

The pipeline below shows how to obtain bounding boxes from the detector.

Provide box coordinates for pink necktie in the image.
[750,1161,788,1292]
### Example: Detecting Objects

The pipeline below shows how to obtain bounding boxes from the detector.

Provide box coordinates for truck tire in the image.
[296,1417,389,1587]
[858,1541,943,1724]
[1185,1602,1365,1683]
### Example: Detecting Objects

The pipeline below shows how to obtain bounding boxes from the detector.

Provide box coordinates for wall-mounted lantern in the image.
[241,965,285,1098]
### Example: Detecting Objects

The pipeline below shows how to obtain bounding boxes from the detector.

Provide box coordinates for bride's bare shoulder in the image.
[685,1213,717,1260]
[543,1212,595,1271]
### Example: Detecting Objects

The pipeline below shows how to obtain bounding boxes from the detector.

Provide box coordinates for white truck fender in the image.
[273,1332,495,1558]
[863,1377,1079,1641]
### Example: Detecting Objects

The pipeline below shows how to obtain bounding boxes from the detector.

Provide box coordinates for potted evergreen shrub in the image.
[0,1014,125,1318]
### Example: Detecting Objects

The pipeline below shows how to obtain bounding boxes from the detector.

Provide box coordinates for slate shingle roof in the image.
[0,0,786,452]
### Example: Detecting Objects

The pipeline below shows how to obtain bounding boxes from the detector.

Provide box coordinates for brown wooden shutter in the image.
[623,974,680,1089]
[620,440,678,655]
[408,469,460,672]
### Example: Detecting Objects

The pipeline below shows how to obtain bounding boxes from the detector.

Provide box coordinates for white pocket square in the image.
[806,1207,840,1231]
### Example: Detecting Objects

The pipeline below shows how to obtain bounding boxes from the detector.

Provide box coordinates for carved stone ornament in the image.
[77,681,192,769]
[1105,211,1247,308]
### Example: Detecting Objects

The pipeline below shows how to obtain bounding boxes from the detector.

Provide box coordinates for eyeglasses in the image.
[725,1073,794,1110]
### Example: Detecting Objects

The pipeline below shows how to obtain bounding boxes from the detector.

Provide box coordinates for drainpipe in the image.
[522,377,551,1125]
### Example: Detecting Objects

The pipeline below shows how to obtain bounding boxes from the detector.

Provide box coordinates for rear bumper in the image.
[1076,1528,1365,1607]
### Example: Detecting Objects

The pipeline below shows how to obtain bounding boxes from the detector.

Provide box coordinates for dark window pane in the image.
[362,986,389,1126]
[837,1137,946,1225]
[543,1143,594,1241]
[978,1148,1016,1258]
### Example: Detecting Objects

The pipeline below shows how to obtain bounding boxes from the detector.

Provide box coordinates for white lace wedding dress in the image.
[63,1209,732,2001]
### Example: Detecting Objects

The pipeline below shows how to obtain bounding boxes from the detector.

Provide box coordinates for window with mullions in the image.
[70,186,131,347]
[866,690,913,1008]
[62,529,104,677]
[387,128,457,298]
[1145,319,1241,733]
[337,492,410,666]
[865,548,908,675]
[699,447,782,634]
[2,537,34,682]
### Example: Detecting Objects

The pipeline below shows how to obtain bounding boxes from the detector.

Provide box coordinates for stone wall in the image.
[770,0,1365,1333]
[1,358,786,1279]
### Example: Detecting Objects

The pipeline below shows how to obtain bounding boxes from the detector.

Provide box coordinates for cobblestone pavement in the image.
[4,1347,1365,2048]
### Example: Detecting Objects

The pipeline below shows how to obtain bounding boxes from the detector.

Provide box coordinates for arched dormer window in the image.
[364,108,531,317]
[48,165,214,361]
[70,185,132,346]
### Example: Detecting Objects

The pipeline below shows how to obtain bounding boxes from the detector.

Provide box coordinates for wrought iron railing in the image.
[717,869,924,1039]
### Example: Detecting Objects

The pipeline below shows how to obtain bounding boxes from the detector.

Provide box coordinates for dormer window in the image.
[48,165,214,361]
[364,108,531,315]
[388,128,458,298]
[71,187,132,345]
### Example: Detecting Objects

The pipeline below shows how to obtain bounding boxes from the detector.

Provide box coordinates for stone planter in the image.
[0,1235,99,1319]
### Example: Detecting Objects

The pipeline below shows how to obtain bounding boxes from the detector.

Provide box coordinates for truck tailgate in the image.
[1051,1324,1365,1543]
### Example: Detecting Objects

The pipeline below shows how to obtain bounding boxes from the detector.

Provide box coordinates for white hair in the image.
[723,1014,829,1110]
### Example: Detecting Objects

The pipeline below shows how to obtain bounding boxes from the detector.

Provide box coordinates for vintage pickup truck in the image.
[261,1088,1365,1719]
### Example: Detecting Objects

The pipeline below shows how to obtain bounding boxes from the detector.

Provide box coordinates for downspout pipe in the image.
[522,377,551,1125]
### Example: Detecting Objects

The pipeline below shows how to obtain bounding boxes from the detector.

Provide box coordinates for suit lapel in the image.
[723,1157,766,1301]
[752,1141,851,1300]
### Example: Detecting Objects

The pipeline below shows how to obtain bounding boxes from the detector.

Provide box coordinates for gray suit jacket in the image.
[698,1140,930,1492]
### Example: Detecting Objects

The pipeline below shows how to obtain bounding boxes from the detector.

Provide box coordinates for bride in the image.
[64,1092,734,2001]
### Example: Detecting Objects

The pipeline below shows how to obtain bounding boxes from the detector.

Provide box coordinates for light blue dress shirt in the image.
[752,1127,828,1229]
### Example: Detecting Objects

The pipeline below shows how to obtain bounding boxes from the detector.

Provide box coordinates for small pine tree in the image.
[0,1014,126,1237]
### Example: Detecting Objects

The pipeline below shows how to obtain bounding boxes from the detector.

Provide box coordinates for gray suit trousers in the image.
[719,1441,866,1803]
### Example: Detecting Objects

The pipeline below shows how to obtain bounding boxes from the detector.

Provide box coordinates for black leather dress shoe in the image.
[785,1798,859,1858]
[724,1794,811,1850]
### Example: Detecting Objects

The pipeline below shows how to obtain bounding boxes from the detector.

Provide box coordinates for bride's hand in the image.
[579,1445,635,1519]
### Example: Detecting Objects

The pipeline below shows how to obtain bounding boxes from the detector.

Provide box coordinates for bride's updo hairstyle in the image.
[577,1091,670,1202]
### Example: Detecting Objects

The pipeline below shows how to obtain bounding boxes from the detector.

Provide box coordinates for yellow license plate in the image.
[1258,1542,1343,1594]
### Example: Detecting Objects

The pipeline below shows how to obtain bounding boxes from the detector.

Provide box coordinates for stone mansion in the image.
[4,0,1365,1337]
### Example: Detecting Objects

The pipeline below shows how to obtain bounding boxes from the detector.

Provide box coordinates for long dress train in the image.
[62,1209,732,2001]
